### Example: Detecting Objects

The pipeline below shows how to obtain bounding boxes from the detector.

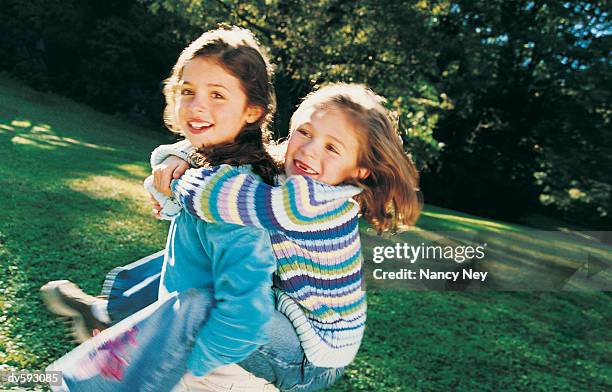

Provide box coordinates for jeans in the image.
[241,312,344,392]
[50,252,343,391]
[101,250,164,323]
[48,289,212,392]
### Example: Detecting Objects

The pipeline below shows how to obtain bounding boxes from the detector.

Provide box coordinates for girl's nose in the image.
[191,95,208,113]
[301,140,319,159]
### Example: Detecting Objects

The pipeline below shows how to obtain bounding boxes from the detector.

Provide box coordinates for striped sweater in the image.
[171,164,367,368]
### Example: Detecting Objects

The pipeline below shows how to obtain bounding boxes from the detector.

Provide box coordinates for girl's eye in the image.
[297,128,310,137]
[211,92,224,99]
[326,144,339,154]
[180,88,194,96]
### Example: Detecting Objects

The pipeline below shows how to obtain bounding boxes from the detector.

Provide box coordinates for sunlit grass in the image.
[68,175,149,201]
[421,209,516,232]
[11,119,31,128]
[0,75,172,389]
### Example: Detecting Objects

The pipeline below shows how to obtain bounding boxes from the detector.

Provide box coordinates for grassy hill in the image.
[0,74,610,391]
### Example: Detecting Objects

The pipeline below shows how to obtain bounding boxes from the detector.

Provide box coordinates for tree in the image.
[428,0,611,227]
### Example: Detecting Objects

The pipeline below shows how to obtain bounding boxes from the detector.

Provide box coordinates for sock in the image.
[91,299,112,324]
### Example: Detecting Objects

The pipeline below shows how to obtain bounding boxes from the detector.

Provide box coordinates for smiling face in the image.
[284,107,369,185]
[176,57,262,148]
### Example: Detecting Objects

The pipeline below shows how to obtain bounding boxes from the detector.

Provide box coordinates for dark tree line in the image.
[1,0,610,228]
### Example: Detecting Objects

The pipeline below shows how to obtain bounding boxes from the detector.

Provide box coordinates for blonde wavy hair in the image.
[291,83,423,232]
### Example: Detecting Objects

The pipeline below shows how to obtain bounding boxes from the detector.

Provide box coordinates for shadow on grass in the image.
[1,185,167,367]
[1,170,169,370]
[0,98,170,370]
[331,290,611,391]
[345,210,612,390]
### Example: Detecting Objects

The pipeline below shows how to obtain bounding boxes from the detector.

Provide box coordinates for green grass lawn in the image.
[1,74,610,391]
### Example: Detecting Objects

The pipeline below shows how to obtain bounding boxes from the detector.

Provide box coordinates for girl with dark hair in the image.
[42,28,422,392]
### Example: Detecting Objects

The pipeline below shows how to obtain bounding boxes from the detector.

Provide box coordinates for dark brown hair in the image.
[163,26,280,184]
[291,83,423,232]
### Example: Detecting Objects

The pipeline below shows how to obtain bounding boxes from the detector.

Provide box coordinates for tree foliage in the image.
[1,0,610,227]
[430,1,611,225]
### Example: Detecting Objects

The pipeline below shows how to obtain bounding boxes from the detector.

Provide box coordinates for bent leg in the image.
[101,250,165,323]
[48,288,214,392]
[239,312,344,392]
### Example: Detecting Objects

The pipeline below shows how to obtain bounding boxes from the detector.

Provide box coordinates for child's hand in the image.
[152,156,189,197]
[149,193,162,219]
[144,175,182,220]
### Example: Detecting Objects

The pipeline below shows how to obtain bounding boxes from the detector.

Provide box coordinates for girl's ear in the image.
[357,167,371,180]
[245,105,264,124]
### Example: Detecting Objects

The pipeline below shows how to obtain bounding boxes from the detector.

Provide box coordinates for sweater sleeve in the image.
[186,226,275,376]
[171,164,362,232]
[149,139,194,167]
